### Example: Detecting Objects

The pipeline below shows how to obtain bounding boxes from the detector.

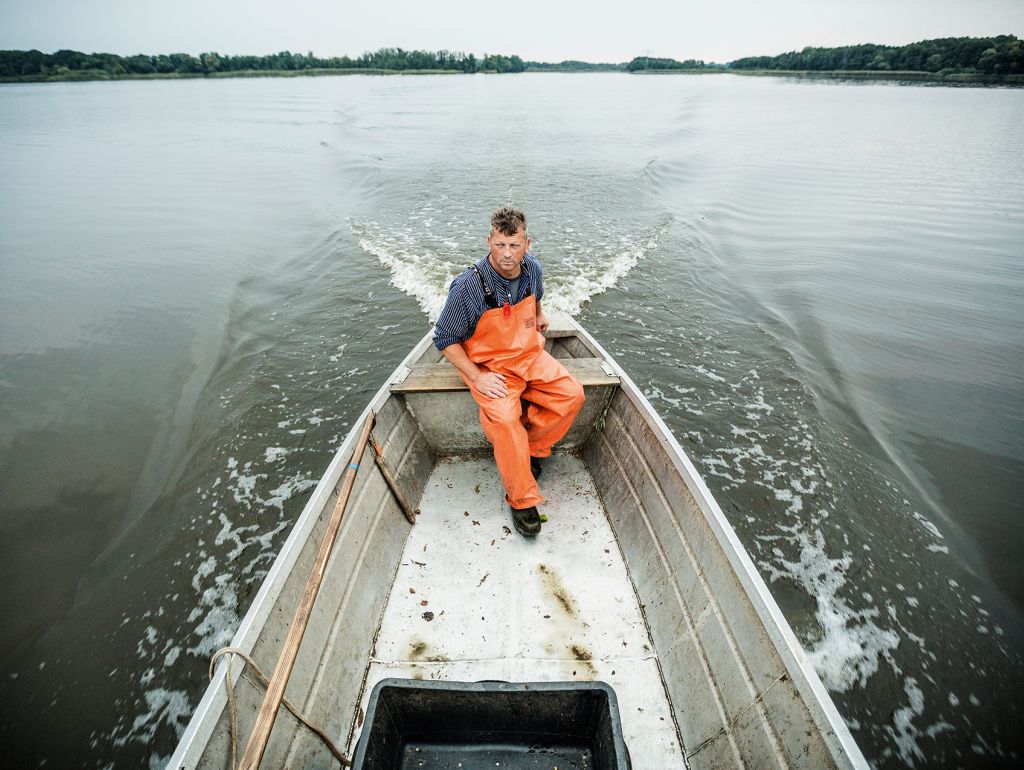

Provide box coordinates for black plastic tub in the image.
[351,679,631,770]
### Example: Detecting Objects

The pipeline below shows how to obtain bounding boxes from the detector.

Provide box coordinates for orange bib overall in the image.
[460,294,585,509]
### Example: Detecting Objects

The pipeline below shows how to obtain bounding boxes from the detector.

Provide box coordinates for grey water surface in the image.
[0,73,1021,768]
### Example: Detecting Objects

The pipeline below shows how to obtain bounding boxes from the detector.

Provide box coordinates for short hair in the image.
[490,206,527,237]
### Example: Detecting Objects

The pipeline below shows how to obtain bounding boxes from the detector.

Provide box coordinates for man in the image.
[433,207,585,537]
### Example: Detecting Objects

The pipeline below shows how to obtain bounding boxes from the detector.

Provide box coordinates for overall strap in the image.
[469,264,501,309]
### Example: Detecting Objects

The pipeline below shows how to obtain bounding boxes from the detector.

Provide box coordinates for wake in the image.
[351,215,671,320]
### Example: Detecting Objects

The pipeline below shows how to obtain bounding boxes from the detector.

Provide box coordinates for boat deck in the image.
[352,453,684,766]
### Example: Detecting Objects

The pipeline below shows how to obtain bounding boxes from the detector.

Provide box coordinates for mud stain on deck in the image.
[408,639,449,663]
[538,563,577,617]
[535,566,599,676]
[571,643,597,675]
[571,644,592,662]
[409,640,428,659]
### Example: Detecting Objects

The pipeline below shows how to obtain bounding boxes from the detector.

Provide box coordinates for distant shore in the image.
[5,67,1022,86]
[631,68,1023,85]
[0,68,629,85]
[0,67,469,84]
[731,69,1024,85]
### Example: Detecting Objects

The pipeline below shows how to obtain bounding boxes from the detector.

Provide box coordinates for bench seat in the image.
[390,357,619,393]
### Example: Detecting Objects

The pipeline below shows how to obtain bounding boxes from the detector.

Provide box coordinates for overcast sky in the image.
[2,0,1022,64]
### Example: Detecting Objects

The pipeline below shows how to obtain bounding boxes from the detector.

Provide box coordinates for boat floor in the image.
[351,454,684,766]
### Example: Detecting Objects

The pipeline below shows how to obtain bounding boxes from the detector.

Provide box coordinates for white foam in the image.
[881,676,953,766]
[186,571,239,658]
[888,677,926,764]
[107,443,324,757]
[547,228,664,315]
[771,487,804,515]
[260,475,315,517]
[226,457,264,507]
[352,216,669,320]
[644,384,683,409]
[911,510,944,540]
[760,524,901,693]
[264,446,291,463]
[191,554,216,589]
[126,688,190,746]
[692,364,727,383]
[164,646,181,666]
[707,390,898,702]
[351,219,461,320]
[214,512,256,562]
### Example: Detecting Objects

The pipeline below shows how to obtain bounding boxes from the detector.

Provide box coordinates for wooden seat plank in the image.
[391,357,618,393]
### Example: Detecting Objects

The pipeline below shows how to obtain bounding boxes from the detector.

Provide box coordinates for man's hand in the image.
[474,371,508,399]
[536,311,549,334]
[441,343,508,399]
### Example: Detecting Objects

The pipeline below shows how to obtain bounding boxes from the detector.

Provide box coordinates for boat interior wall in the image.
[192,397,435,770]
[582,388,847,769]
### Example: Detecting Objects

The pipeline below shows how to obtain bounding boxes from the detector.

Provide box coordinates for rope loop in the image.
[209,647,352,768]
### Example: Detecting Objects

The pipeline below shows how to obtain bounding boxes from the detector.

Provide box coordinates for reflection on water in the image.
[0,74,1022,767]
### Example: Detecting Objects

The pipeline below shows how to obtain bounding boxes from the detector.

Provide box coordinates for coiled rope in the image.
[209,647,351,768]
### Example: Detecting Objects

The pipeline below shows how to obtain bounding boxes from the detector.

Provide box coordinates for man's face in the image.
[487,227,531,279]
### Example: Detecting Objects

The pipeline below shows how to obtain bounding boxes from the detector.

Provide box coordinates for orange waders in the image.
[459,294,585,509]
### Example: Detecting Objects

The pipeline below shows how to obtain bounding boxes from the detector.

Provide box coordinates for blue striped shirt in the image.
[433,254,545,351]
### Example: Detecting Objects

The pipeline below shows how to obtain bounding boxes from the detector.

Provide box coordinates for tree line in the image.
[0,47,528,80]
[625,57,718,72]
[3,36,1021,82]
[525,60,623,72]
[728,35,1023,75]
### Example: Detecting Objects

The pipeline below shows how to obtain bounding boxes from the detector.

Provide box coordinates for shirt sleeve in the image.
[433,276,473,351]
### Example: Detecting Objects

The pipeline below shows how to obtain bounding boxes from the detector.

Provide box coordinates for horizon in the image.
[1,0,1022,66]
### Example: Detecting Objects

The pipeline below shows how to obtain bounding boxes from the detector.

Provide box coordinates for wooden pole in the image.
[238,413,375,770]
[371,436,418,525]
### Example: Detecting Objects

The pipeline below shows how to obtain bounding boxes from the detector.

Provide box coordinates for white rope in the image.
[209,647,352,768]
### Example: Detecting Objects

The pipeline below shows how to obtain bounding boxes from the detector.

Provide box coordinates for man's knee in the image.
[568,380,585,413]
[544,379,584,417]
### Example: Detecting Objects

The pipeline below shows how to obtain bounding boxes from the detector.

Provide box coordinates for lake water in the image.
[0,73,1021,768]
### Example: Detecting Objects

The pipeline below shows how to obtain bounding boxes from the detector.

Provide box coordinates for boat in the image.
[167,311,868,769]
